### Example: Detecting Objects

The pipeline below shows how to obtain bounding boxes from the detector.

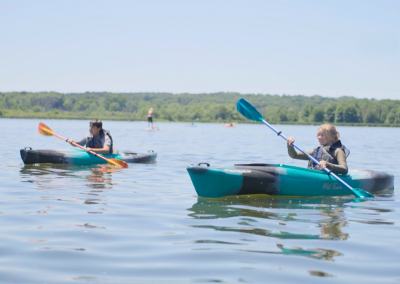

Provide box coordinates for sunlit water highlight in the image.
[0,119,399,283]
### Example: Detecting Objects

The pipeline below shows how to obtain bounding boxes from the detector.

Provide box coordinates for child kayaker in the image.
[66,119,116,154]
[287,124,349,174]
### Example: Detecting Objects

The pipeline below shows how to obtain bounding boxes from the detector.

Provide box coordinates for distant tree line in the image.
[0,91,400,125]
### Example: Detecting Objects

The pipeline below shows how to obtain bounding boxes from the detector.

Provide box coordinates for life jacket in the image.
[87,129,113,154]
[307,140,350,170]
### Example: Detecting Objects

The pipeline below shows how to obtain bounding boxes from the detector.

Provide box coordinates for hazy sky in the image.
[1,0,399,99]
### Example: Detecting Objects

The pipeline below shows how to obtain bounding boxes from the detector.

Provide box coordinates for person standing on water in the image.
[286,124,349,174]
[66,119,116,154]
[147,108,154,129]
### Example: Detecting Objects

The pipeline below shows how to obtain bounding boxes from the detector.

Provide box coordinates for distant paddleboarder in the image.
[147,108,154,129]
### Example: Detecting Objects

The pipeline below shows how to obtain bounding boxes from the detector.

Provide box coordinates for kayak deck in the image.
[187,163,394,198]
[20,148,157,165]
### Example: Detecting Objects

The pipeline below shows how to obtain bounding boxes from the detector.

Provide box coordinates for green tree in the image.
[73,100,87,111]
[277,108,288,121]
[301,104,313,121]
[395,110,400,124]
[325,103,336,122]
[90,102,98,111]
[109,102,121,112]
[104,94,127,110]
[364,110,378,123]
[63,99,73,111]
[335,103,345,122]
[312,107,325,122]
[32,106,41,113]
[385,112,395,124]
[212,105,231,120]
[287,111,299,122]
[342,103,361,123]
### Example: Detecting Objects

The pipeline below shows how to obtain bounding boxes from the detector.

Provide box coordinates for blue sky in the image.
[0,0,399,99]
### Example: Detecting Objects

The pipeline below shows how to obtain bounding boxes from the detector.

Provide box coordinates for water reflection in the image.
[308,270,335,277]
[188,195,347,261]
[193,224,333,239]
[188,195,349,240]
[239,243,341,261]
[20,164,119,206]
[70,223,106,229]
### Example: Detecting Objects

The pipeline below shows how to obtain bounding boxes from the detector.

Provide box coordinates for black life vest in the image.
[307,140,350,169]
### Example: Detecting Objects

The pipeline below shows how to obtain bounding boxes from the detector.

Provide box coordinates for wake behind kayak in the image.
[20,148,157,165]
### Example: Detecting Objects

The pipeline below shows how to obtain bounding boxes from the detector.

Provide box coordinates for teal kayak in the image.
[187,163,394,198]
[20,148,157,165]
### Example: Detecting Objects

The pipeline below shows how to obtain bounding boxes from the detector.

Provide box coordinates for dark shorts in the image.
[147,117,153,123]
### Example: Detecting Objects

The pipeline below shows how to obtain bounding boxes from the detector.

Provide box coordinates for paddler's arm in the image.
[66,137,87,147]
[320,149,348,175]
[85,146,110,155]
[287,137,312,161]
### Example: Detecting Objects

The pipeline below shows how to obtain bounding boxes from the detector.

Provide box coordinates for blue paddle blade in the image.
[237,98,263,122]
[352,188,375,199]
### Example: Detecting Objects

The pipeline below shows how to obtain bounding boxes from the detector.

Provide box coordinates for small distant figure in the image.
[147,108,153,129]
[191,121,194,125]
[229,123,233,126]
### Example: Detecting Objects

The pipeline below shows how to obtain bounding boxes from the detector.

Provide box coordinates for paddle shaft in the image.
[52,133,112,163]
[260,119,356,192]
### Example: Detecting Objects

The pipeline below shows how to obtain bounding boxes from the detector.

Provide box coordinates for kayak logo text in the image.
[323,183,342,190]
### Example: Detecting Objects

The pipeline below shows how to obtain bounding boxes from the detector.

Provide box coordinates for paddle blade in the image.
[352,188,375,199]
[38,122,54,136]
[107,158,129,168]
[236,98,263,122]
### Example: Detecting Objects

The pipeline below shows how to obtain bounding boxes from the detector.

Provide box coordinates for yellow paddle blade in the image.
[107,158,129,168]
[38,122,54,136]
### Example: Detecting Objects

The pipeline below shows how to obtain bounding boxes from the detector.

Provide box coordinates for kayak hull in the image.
[187,163,394,198]
[20,148,157,165]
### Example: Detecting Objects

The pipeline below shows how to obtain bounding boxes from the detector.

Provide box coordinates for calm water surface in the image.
[0,119,399,283]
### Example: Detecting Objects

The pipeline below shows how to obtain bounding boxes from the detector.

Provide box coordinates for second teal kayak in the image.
[20,148,157,165]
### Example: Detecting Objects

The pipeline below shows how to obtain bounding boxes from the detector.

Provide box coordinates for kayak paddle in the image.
[38,122,128,168]
[236,98,374,199]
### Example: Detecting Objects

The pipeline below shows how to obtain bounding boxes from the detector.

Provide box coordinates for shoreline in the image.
[1,115,399,128]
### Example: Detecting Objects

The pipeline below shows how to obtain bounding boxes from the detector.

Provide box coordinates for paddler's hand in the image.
[287,137,295,146]
[85,147,92,152]
[66,139,74,144]
[318,161,328,169]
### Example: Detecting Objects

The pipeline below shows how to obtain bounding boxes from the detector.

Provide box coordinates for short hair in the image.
[90,119,103,129]
[318,124,340,142]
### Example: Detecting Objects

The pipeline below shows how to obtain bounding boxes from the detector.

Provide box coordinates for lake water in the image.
[0,119,399,284]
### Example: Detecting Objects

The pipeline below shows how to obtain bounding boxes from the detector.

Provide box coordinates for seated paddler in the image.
[286,124,349,175]
[66,119,117,154]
